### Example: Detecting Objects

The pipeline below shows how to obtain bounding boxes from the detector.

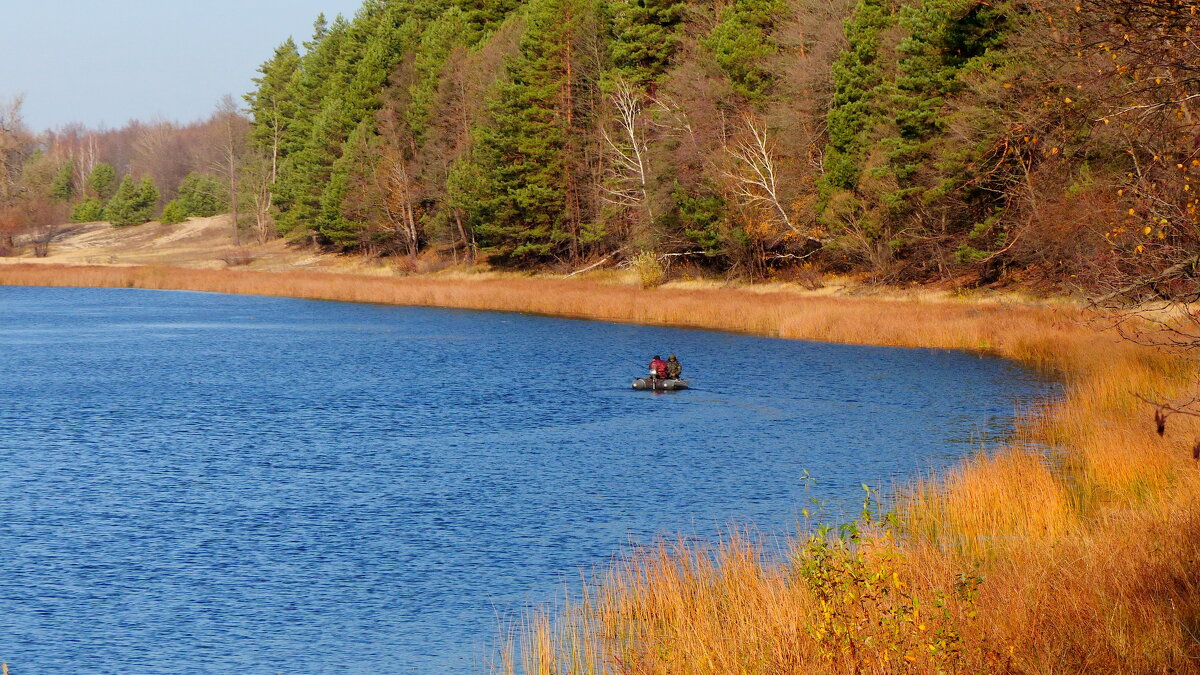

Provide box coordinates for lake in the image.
[0,286,1054,673]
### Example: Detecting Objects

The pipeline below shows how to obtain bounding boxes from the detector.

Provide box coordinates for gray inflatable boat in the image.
[632,378,689,391]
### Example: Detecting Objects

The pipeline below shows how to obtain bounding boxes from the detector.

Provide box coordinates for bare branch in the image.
[599,80,654,226]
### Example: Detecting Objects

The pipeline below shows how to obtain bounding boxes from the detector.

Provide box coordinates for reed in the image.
[2,263,1197,672]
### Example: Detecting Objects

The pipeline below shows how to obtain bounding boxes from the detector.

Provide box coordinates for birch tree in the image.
[724,116,797,235]
[600,80,654,234]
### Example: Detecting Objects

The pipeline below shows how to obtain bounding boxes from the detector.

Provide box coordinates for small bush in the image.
[70,198,105,223]
[416,253,452,275]
[773,263,825,290]
[159,199,189,225]
[632,251,666,288]
[390,255,418,275]
[220,248,255,267]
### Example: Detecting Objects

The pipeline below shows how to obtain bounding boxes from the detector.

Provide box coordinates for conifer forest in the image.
[4,0,1198,287]
[233,0,1196,285]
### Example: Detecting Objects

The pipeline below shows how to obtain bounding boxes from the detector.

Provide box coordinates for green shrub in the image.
[105,175,157,227]
[69,198,105,223]
[160,199,189,225]
[176,173,227,217]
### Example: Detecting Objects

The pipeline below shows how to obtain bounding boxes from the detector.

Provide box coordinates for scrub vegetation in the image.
[500,312,1200,674]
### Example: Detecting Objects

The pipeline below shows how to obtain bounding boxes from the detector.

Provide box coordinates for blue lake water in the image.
[0,286,1054,673]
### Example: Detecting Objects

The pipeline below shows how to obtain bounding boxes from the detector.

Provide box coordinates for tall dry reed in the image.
[3,263,1198,672]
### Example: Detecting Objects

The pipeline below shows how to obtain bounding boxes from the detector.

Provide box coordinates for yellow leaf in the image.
[1136,245,1144,253]
[1144,226,1152,235]
[1129,208,1137,215]
[1064,97,1073,103]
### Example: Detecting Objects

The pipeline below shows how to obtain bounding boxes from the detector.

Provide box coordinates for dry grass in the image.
[2,263,1199,673]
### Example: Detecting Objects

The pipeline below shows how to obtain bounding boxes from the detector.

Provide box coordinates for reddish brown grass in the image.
[3,263,1198,673]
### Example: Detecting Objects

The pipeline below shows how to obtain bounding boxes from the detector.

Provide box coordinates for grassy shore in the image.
[2,263,1197,672]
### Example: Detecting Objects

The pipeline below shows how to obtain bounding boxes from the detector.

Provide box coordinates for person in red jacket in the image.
[649,355,668,379]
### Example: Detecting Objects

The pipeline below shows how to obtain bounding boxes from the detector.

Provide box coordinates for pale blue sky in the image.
[1,0,366,131]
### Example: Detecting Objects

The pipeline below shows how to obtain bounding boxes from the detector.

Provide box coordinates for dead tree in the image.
[376,148,421,257]
[211,95,248,246]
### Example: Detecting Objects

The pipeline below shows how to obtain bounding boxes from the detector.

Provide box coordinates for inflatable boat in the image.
[632,378,689,391]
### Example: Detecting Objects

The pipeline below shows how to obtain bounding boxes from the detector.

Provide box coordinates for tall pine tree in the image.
[608,0,685,86]
[453,0,603,263]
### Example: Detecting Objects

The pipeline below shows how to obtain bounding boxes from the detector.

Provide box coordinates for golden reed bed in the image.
[2,263,1198,673]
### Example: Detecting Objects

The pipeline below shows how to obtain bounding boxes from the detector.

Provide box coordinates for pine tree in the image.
[408,7,472,142]
[822,0,893,193]
[887,0,1007,191]
[272,6,423,243]
[313,2,426,246]
[272,15,352,237]
[86,162,117,200]
[608,0,685,85]
[455,0,603,263]
[139,176,159,215]
[318,119,374,247]
[50,160,75,201]
[177,173,227,217]
[702,0,786,100]
[160,199,188,225]
[245,37,302,187]
[459,0,521,33]
[105,175,147,226]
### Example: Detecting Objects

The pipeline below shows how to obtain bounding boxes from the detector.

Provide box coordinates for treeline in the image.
[244,0,1198,284]
[4,0,1194,283]
[0,99,250,254]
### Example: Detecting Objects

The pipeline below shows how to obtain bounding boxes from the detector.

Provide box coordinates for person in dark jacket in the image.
[666,354,682,379]
[649,355,667,379]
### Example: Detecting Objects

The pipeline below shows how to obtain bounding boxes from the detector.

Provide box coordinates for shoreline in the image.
[0,262,1070,354]
[3,262,1197,671]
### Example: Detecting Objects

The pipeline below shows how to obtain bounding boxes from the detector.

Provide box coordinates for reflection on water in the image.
[0,286,1056,673]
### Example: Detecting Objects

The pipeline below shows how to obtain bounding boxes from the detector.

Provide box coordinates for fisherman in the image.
[666,354,682,380]
[649,355,668,380]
